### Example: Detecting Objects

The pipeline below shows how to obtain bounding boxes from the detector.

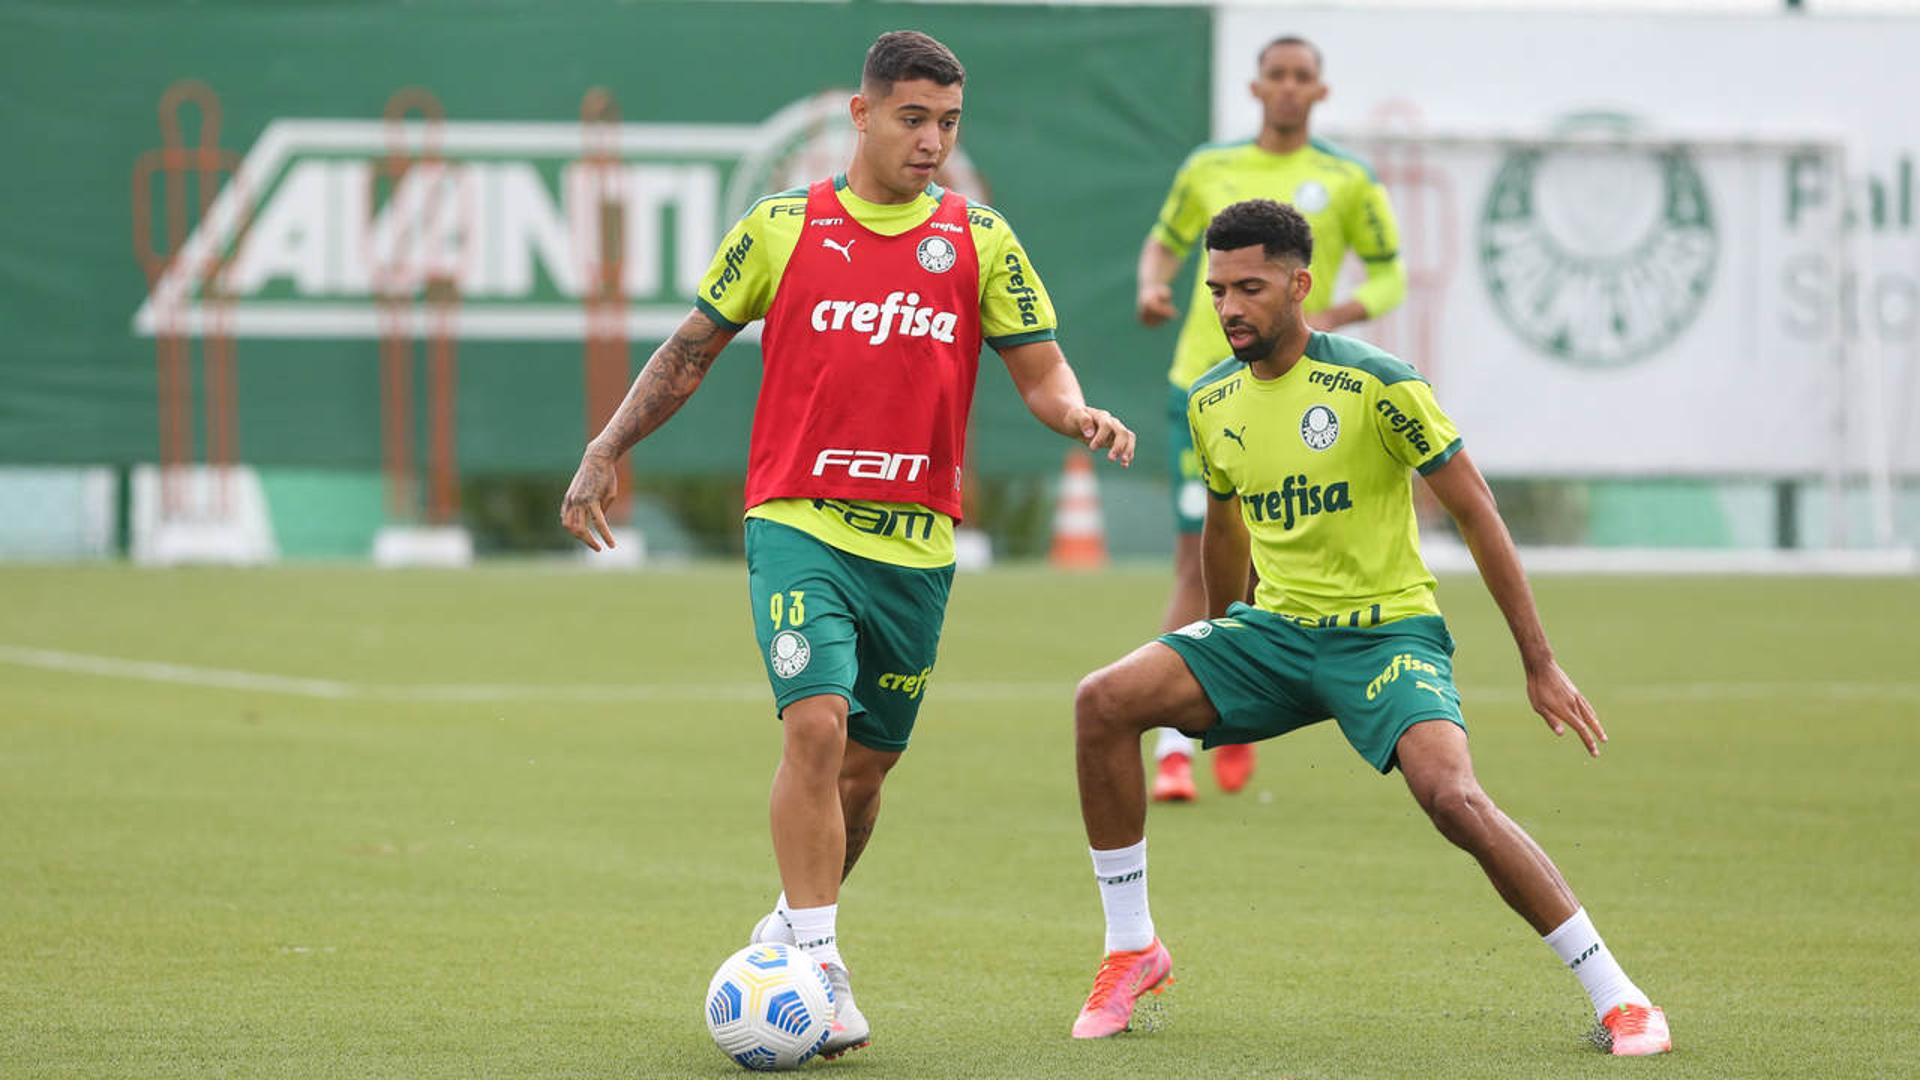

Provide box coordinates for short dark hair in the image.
[863,30,966,96]
[1258,35,1323,76]
[1205,199,1314,266]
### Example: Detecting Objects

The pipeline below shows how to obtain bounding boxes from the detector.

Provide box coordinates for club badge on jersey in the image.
[746,179,983,520]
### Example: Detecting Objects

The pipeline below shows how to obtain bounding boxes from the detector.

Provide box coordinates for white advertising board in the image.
[1213,9,1917,479]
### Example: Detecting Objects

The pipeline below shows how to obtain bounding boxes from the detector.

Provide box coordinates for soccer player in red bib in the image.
[561,31,1135,1059]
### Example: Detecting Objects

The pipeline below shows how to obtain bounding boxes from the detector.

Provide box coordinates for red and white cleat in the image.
[1151,752,1197,803]
[1212,743,1256,793]
[1597,1002,1671,1056]
[1070,939,1174,1039]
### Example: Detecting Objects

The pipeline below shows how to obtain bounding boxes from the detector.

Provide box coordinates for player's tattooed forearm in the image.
[594,322,721,454]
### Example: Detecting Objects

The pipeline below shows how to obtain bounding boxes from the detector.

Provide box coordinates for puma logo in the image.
[1414,679,1449,700]
[822,237,855,263]
[1223,426,1246,450]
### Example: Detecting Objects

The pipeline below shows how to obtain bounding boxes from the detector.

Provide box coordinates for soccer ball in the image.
[704,942,837,1071]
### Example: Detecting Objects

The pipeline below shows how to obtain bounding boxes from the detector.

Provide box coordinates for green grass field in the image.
[3,566,1916,1078]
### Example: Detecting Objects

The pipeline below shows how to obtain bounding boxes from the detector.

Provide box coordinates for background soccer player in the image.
[1068,200,1668,1057]
[560,30,1134,1060]
[1137,36,1408,801]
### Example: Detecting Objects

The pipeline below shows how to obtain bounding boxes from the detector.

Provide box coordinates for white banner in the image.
[1214,9,1918,478]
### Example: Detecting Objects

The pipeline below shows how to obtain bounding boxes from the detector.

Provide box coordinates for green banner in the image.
[0,1,1209,477]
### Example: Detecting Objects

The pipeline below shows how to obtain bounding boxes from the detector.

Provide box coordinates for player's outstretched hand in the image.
[1525,660,1607,757]
[560,446,620,551]
[1069,405,1136,467]
[1137,284,1178,327]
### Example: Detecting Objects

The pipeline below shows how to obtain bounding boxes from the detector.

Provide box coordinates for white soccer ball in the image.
[704,942,837,1071]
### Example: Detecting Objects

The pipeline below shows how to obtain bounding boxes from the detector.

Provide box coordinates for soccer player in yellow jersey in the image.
[1140,36,1408,801]
[560,32,1134,1061]
[1068,201,1670,1057]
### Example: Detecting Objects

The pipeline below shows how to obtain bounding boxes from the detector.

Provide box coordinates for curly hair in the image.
[1204,199,1314,266]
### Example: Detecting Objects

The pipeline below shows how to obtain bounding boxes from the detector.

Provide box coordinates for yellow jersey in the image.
[1154,138,1405,389]
[1188,332,1461,626]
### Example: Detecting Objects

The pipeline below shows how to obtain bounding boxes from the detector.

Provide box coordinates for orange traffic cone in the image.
[1049,449,1108,570]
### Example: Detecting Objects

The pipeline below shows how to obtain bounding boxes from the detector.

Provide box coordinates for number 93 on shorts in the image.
[745,518,954,753]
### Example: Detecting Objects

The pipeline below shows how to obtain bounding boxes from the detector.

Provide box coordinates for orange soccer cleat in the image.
[1070,939,1174,1039]
[1212,743,1256,793]
[1597,1002,1671,1056]
[1151,752,1197,802]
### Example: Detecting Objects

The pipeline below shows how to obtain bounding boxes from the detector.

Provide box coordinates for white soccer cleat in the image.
[818,962,871,1059]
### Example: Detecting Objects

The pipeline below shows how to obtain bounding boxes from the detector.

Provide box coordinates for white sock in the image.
[786,902,843,969]
[756,892,791,940]
[1543,907,1649,1019]
[1152,727,1193,762]
[1090,841,1155,953]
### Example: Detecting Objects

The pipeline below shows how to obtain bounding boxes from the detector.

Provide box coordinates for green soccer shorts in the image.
[744,518,954,753]
[1156,602,1467,773]
[1167,381,1207,535]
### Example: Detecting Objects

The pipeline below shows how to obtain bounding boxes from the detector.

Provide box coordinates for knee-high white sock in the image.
[787,902,843,969]
[1543,907,1649,1019]
[1153,727,1193,762]
[1090,840,1155,953]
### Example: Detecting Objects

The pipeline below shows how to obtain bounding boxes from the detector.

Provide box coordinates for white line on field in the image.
[0,645,360,699]
[0,645,1062,704]
[2,645,1917,707]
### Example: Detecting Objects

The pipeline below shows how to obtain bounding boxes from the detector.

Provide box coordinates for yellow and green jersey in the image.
[1154,138,1406,389]
[1188,332,1461,627]
[695,175,1059,569]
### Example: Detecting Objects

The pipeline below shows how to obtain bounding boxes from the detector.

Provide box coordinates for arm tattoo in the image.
[591,316,726,456]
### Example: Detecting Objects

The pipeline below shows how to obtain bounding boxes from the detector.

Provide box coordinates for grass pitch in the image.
[2,565,1916,1078]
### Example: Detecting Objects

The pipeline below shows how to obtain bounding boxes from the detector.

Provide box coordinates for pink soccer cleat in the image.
[1070,939,1173,1039]
[1598,1002,1671,1056]
[1151,753,1197,803]
[1212,743,1255,793]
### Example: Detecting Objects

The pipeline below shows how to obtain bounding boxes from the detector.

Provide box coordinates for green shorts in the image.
[1157,603,1467,773]
[745,518,954,753]
[1167,381,1206,534]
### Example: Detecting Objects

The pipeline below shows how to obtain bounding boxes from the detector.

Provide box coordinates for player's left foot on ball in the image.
[818,962,871,1059]
[1596,1002,1671,1056]
[1070,939,1173,1039]
[1212,743,1255,793]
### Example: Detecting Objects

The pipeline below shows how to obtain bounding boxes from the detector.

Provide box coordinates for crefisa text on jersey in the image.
[1240,473,1354,530]
[808,291,959,345]
[1307,370,1364,395]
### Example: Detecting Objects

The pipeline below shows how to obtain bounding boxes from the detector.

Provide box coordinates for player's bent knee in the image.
[1424,782,1494,845]
[1073,669,1131,738]
[1076,670,1166,745]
